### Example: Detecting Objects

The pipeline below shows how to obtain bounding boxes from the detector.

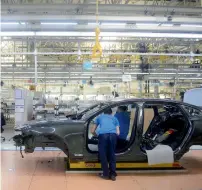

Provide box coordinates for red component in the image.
[168,129,174,134]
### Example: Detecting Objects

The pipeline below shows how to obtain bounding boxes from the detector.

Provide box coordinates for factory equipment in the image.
[14,88,33,128]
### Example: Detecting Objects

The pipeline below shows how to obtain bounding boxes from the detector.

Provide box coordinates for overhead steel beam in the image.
[1,38,197,46]
[2,75,202,81]
[1,31,202,39]
[2,24,202,33]
[2,15,202,23]
[1,63,202,71]
[1,72,201,76]
[1,51,202,56]
[2,4,202,15]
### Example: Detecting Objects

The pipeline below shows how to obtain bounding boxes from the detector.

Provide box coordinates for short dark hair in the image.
[118,106,128,112]
[104,108,112,115]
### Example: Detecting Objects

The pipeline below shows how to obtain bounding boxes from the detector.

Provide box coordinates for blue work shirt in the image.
[114,112,130,140]
[94,114,119,135]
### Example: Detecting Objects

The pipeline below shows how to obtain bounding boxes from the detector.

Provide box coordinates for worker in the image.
[1,112,5,133]
[91,108,120,181]
[114,106,130,149]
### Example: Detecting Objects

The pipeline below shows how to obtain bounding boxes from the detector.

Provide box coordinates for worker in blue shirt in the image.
[91,108,120,181]
[114,106,130,149]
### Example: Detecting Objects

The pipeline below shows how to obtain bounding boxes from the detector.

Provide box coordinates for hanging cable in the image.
[92,0,102,59]
[96,0,99,26]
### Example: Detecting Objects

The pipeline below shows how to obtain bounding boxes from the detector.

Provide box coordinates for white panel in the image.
[15,89,22,99]
[15,99,24,106]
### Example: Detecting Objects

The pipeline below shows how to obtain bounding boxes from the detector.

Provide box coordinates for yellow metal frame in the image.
[68,161,182,169]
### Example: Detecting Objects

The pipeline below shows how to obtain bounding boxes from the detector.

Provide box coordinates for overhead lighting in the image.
[1,22,19,25]
[0,32,34,36]
[1,76,122,79]
[35,32,94,36]
[1,64,13,67]
[161,24,173,27]
[35,32,202,38]
[179,78,202,80]
[136,23,159,26]
[81,73,95,76]
[2,37,11,40]
[88,22,100,25]
[102,22,126,26]
[41,22,77,25]
[181,24,202,28]
[149,77,173,80]
[1,31,202,39]
[20,22,26,25]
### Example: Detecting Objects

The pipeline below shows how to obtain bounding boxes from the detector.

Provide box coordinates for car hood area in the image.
[14,117,85,131]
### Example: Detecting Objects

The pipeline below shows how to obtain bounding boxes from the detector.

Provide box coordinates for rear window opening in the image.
[140,103,190,152]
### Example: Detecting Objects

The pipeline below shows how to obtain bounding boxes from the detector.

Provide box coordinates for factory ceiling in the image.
[1,0,202,84]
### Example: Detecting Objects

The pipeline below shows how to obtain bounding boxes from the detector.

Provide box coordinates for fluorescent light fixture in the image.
[2,37,11,40]
[35,32,202,38]
[20,22,26,25]
[136,23,159,26]
[1,64,13,67]
[102,36,117,40]
[161,24,173,27]
[150,73,199,75]
[88,22,99,25]
[1,76,122,79]
[179,78,202,80]
[41,22,77,25]
[102,22,126,26]
[35,32,94,36]
[1,22,19,25]
[181,24,202,28]
[0,32,35,36]
[1,31,202,39]
[81,73,95,76]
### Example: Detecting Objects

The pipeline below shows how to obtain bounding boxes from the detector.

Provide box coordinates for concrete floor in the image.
[1,126,202,190]
[1,150,202,190]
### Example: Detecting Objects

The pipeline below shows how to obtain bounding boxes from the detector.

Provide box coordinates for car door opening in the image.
[87,104,137,153]
[140,103,190,152]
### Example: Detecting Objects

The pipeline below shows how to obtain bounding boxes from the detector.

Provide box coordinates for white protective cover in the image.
[146,145,174,165]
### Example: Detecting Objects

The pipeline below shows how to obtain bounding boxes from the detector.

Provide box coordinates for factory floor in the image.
[1,150,202,190]
[1,126,202,190]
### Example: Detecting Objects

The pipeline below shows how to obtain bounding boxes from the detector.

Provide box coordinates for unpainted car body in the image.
[13,99,202,163]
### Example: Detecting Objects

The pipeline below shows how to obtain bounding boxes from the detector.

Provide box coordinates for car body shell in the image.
[13,99,202,163]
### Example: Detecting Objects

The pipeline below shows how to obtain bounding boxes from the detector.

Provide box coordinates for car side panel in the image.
[22,121,85,159]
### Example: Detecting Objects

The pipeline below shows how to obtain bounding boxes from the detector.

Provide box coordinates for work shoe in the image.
[98,173,109,180]
[110,175,116,181]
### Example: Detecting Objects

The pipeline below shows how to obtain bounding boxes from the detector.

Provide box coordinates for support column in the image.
[138,80,143,97]
[34,48,38,86]
[173,65,179,100]
[45,67,47,93]
[128,82,131,98]
[154,81,159,98]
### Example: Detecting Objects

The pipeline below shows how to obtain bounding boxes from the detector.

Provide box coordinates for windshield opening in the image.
[80,103,109,120]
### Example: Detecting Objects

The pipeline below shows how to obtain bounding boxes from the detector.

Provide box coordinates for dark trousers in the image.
[98,133,117,177]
